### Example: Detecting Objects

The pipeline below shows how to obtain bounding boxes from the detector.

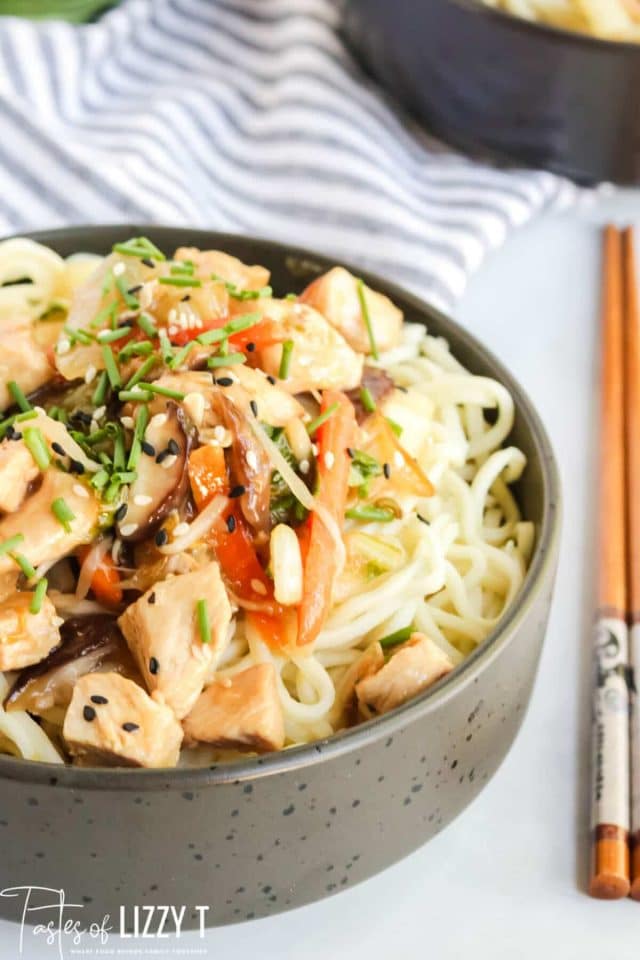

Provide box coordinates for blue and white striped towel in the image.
[0,0,576,312]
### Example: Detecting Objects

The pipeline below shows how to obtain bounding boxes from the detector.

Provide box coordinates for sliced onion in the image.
[48,592,112,619]
[157,494,229,555]
[76,537,112,601]
[33,411,101,473]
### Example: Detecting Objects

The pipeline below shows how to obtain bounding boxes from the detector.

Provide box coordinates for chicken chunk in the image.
[118,562,232,719]
[355,632,454,715]
[0,592,61,671]
[248,299,364,393]
[300,267,403,355]
[175,247,270,291]
[0,469,100,576]
[0,319,56,412]
[183,663,284,753]
[330,641,384,728]
[0,440,39,513]
[63,672,183,768]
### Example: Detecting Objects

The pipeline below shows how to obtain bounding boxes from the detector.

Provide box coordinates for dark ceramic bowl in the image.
[342,0,640,185]
[0,226,560,929]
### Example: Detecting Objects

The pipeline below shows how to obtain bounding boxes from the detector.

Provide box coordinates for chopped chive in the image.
[357,278,378,360]
[360,387,376,414]
[207,352,246,368]
[65,325,94,346]
[8,381,31,412]
[85,423,118,445]
[118,389,152,403]
[196,311,261,346]
[125,355,157,390]
[23,427,51,471]
[118,340,153,361]
[136,382,185,401]
[158,329,174,365]
[285,292,297,302]
[345,505,396,523]
[196,598,211,644]
[278,339,294,380]
[102,270,114,296]
[379,625,413,648]
[29,578,48,615]
[158,276,202,288]
[96,326,130,344]
[306,401,340,437]
[170,261,194,276]
[115,276,140,310]
[128,405,149,470]
[91,370,109,407]
[51,497,75,533]
[111,470,137,484]
[170,341,196,369]
[113,430,125,471]
[103,479,121,503]
[136,313,158,338]
[91,300,118,329]
[16,410,38,423]
[0,534,24,556]
[91,469,110,490]
[101,345,121,389]
[385,416,403,437]
[113,237,166,261]
[11,552,36,580]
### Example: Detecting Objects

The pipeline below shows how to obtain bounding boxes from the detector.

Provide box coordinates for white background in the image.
[3,192,640,958]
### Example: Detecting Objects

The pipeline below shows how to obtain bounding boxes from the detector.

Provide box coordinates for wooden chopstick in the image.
[623,227,640,900]
[589,226,631,899]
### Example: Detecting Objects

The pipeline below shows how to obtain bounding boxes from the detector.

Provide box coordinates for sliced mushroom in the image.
[214,394,271,533]
[117,403,191,543]
[4,615,139,721]
[346,366,395,424]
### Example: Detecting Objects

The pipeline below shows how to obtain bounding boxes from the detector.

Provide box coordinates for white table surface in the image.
[3,192,640,959]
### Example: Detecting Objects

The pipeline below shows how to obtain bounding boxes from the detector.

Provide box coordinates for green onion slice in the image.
[357,278,379,360]
[51,497,76,533]
[196,598,211,644]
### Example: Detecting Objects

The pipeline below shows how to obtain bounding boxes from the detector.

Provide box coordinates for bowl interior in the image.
[0,224,560,785]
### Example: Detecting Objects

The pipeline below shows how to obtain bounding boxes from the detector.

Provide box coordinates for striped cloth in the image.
[0,0,576,311]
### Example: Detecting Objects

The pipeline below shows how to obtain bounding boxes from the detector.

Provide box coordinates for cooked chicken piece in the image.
[175,247,270,291]
[355,632,454,715]
[329,641,384,728]
[183,662,284,753]
[0,318,56,412]
[0,440,39,513]
[0,470,100,576]
[118,562,232,719]
[63,672,183,768]
[248,299,364,393]
[300,267,403,355]
[0,592,61,671]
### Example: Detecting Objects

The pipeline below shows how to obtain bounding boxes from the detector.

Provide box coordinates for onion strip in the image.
[157,494,229,555]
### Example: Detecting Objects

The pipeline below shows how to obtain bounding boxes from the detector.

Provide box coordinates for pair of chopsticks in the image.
[590,225,640,899]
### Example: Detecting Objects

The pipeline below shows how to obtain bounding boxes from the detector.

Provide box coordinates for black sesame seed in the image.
[395,384,409,393]
[51,442,66,457]
[72,410,93,426]
[147,591,156,605]
[90,695,108,705]
[266,375,276,385]
[216,377,233,388]
[5,425,16,440]
[167,438,180,456]
[229,485,246,499]
[346,447,355,459]
[246,342,256,353]
[70,460,85,475]
[141,257,155,268]
[226,514,236,533]
[417,513,430,525]
[383,462,391,479]
[83,706,96,723]
[127,284,143,295]
[141,440,156,456]
[156,449,170,464]
[9,430,22,441]
[149,656,160,675]
[155,529,168,547]
[181,294,191,302]
[249,400,258,417]
[114,503,128,523]
[122,722,139,733]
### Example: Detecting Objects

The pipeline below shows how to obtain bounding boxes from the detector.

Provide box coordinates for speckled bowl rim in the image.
[446,0,640,54]
[0,225,561,790]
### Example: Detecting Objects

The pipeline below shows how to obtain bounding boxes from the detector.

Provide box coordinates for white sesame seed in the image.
[213,425,226,442]
[324,451,335,470]
[168,308,177,326]
[93,405,106,421]
[161,454,178,470]
[133,494,153,506]
[183,392,205,427]
[299,459,310,475]
[393,451,404,468]
[119,523,139,537]
[246,450,258,471]
[113,262,126,276]
[56,338,71,356]
[84,364,97,385]
[173,522,190,537]
[251,579,267,596]
[311,443,319,456]
[73,484,89,499]
[52,616,65,629]
[120,416,135,430]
